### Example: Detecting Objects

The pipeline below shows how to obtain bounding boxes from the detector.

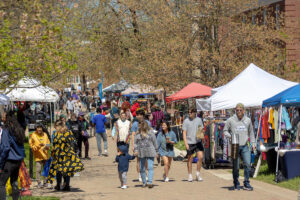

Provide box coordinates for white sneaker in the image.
[103,150,108,156]
[188,174,193,182]
[121,185,127,189]
[196,175,203,182]
[138,174,142,182]
[164,177,169,182]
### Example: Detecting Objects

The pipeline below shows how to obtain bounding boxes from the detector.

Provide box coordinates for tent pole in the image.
[255,113,262,142]
[253,113,263,178]
[50,102,53,137]
[275,104,283,183]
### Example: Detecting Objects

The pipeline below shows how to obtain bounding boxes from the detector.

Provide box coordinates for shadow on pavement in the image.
[221,186,235,191]
[155,179,176,182]
[134,184,159,188]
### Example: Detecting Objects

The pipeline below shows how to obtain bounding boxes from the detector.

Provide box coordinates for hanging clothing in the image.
[262,109,270,139]
[269,108,275,129]
[282,107,292,131]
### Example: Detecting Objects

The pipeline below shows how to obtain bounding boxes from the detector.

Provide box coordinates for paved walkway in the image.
[32,135,298,200]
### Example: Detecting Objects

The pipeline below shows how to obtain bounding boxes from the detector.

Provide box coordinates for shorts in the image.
[187,142,204,156]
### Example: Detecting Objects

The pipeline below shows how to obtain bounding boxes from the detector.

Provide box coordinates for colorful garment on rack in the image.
[282,107,292,130]
[262,109,270,139]
[269,108,275,129]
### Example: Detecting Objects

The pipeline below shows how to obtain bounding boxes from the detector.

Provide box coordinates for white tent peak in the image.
[6,77,59,102]
[197,63,298,111]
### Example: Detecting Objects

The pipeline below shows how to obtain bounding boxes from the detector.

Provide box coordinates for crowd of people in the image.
[0,89,257,199]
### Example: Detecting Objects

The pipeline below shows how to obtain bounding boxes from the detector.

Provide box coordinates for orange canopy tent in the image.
[166,82,212,102]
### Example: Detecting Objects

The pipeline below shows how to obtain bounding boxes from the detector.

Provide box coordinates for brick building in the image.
[257,0,300,79]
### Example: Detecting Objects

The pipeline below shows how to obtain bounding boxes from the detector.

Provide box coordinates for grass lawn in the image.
[175,140,186,151]
[254,163,300,191]
[24,142,36,179]
[230,162,300,191]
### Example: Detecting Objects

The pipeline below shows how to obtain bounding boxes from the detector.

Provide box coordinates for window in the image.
[76,76,80,83]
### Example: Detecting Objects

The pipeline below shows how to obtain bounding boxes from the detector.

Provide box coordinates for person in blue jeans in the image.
[224,103,256,191]
[134,120,158,188]
[92,108,108,156]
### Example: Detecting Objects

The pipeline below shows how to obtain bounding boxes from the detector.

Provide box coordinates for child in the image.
[115,145,135,189]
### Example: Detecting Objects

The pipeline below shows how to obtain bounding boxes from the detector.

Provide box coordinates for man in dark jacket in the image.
[115,145,135,189]
[67,113,81,157]
[0,129,25,200]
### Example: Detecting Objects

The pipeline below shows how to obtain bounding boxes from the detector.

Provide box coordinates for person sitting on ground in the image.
[115,145,135,189]
[29,124,50,188]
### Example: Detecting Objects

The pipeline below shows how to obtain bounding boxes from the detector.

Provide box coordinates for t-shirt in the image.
[182,117,203,144]
[131,120,151,133]
[92,114,107,133]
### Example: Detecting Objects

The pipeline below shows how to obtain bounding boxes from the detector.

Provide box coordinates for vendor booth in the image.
[196,63,297,111]
[122,84,162,95]
[166,82,211,102]
[195,63,298,169]
[262,84,300,182]
[103,79,129,93]
[6,78,59,102]
[5,77,59,178]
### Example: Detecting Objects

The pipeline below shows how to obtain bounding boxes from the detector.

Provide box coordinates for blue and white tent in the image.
[262,84,300,107]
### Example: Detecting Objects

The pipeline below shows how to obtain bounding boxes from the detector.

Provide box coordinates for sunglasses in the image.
[236,109,243,112]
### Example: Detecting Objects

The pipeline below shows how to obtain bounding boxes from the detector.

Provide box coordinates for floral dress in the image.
[47,131,84,183]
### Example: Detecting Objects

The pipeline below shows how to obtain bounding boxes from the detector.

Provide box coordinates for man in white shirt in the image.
[112,112,131,148]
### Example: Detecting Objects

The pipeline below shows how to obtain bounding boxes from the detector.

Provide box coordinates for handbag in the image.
[196,126,204,140]
[83,131,89,137]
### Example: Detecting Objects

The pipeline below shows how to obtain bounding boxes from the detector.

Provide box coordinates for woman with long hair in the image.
[0,112,26,200]
[48,120,84,191]
[133,120,158,188]
[156,121,177,182]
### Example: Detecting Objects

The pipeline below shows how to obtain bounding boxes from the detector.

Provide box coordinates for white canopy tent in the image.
[6,78,59,102]
[122,84,162,95]
[196,63,298,111]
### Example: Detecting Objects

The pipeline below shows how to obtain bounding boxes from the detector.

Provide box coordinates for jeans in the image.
[0,160,22,200]
[139,157,154,184]
[232,145,251,186]
[96,132,107,155]
[119,172,127,185]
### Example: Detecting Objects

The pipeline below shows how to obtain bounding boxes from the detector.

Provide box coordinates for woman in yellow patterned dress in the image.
[48,120,84,191]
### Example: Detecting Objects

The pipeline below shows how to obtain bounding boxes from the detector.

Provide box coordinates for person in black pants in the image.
[0,112,26,200]
[66,114,82,157]
[78,112,90,159]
